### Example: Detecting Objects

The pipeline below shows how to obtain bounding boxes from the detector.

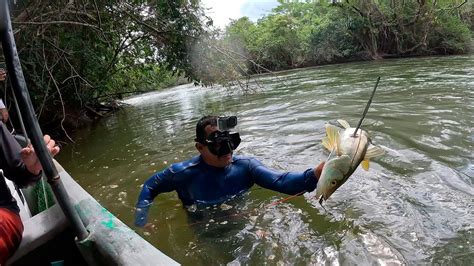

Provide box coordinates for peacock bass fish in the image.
[315,119,384,203]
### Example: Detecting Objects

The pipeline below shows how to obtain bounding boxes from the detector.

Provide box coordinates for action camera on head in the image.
[217,116,237,132]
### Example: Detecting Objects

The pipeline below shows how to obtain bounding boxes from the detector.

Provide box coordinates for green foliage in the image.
[222,0,472,72]
[308,8,358,63]
[459,1,474,31]
[1,0,472,136]
[429,10,472,54]
[224,17,256,60]
[225,17,256,46]
[253,14,304,70]
[2,0,211,130]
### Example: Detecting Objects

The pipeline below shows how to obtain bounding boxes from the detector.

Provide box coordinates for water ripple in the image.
[59,55,474,265]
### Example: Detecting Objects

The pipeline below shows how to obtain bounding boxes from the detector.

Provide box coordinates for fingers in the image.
[44,135,53,147]
[21,135,60,156]
[317,161,325,170]
[43,135,60,156]
[20,147,33,157]
[51,145,60,156]
[315,161,325,180]
[0,69,6,81]
[143,223,156,232]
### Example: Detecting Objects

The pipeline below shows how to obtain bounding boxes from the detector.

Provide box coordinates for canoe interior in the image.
[11,228,86,265]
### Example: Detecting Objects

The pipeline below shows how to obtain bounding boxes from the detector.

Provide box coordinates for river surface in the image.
[57,55,473,265]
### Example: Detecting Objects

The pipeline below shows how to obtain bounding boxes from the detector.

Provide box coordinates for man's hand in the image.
[143,222,155,231]
[20,135,60,175]
[0,68,6,81]
[314,161,325,181]
[0,108,8,123]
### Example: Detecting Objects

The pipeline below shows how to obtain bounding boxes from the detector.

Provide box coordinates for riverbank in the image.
[42,49,473,143]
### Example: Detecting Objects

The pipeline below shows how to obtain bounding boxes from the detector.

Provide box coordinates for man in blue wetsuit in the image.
[135,116,324,227]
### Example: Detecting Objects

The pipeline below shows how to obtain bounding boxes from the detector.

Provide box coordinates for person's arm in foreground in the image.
[0,122,59,187]
[0,69,8,123]
[0,99,8,124]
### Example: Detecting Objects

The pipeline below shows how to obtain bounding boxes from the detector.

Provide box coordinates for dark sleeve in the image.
[0,122,41,188]
[248,158,317,195]
[134,167,176,226]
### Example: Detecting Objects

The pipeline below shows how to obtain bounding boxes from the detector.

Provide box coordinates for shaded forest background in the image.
[0,0,472,139]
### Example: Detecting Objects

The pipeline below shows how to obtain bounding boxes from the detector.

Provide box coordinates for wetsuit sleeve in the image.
[248,158,317,195]
[0,122,41,188]
[134,167,176,227]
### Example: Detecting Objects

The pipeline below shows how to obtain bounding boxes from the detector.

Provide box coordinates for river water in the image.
[57,55,473,265]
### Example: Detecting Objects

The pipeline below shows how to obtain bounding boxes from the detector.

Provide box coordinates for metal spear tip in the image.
[318,196,328,212]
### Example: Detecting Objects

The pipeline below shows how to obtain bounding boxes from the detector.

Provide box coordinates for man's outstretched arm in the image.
[135,168,175,227]
[248,158,324,195]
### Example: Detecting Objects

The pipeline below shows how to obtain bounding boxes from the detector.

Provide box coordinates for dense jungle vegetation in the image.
[0,0,472,138]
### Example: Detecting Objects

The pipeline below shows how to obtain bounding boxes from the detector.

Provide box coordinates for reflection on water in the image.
[58,55,474,264]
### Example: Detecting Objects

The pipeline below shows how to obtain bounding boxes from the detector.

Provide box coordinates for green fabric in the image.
[32,178,55,212]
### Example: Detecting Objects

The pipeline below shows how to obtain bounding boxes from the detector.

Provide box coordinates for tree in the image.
[339,0,472,58]
[2,0,211,134]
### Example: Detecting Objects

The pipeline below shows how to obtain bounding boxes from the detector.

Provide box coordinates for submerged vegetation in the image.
[0,0,472,137]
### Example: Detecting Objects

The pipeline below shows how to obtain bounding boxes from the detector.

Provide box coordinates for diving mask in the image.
[202,130,241,156]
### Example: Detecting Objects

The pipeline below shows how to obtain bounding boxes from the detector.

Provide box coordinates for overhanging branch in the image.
[13,21,100,29]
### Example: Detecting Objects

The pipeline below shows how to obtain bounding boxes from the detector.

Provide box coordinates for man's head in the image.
[195,116,241,168]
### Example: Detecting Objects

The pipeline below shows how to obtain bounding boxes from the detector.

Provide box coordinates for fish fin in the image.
[336,131,341,154]
[361,160,369,171]
[325,124,340,153]
[364,145,385,159]
[322,137,333,151]
[337,119,351,129]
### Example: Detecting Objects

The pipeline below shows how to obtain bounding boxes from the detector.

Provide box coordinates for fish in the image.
[315,119,385,203]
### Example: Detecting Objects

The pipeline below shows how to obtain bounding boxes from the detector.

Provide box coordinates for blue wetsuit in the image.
[135,155,317,226]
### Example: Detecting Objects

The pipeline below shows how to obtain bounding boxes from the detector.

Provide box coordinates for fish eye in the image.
[331,180,337,186]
